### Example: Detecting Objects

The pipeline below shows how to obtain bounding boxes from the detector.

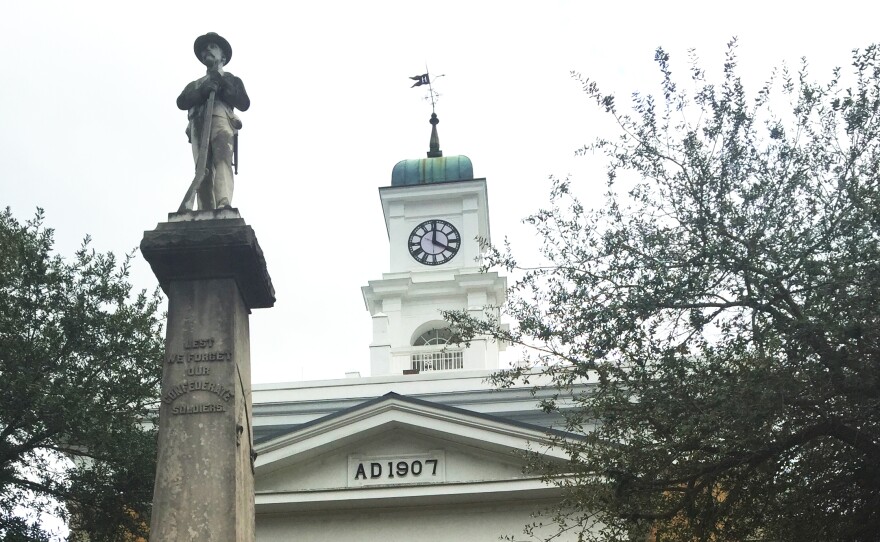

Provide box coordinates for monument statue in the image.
[143,32,272,542]
[177,32,250,211]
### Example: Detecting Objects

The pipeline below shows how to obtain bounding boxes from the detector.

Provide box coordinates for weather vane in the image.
[409,67,446,158]
[409,67,445,113]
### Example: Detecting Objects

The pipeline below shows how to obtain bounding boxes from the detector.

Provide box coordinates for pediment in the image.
[253,393,570,512]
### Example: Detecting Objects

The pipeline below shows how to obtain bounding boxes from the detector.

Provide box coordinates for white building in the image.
[251,118,587,541]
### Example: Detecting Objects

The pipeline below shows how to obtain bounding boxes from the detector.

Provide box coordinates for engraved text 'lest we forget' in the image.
[164,337,234,415]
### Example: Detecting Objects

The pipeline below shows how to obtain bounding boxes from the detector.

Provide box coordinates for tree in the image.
[446,40,880,542]
[0,208,163,541]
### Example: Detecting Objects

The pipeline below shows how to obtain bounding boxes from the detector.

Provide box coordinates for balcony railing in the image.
[411,350,463,372]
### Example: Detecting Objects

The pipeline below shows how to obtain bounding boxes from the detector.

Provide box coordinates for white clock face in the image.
[408,219,461,266]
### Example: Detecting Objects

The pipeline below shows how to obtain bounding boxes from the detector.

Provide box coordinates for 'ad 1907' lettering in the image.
[348,452,445,487]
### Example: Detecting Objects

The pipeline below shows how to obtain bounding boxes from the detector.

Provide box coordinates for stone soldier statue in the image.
[177,32,250,210]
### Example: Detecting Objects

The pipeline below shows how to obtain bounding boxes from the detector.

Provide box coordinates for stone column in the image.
[141,209,274,542]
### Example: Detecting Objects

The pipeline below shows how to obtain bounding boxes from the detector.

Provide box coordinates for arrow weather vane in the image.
[409,66,445,113]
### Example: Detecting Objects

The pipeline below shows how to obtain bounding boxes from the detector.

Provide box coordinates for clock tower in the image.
[362,113,507,376]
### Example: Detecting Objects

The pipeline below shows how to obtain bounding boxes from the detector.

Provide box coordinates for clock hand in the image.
[433,239,451,251]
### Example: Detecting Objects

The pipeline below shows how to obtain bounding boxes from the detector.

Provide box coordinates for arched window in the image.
[413,328,453,346]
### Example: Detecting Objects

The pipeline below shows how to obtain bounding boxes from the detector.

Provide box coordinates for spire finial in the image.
[427,112,442,158]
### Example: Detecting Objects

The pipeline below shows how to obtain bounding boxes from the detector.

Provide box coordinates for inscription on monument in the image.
[163,337,235,415]
[184,337,215,349]
[172,404,229,415]
[167,352,232,363]
[163,381,234,403]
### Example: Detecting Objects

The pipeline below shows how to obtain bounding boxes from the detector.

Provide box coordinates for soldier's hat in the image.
[193,32,233,65]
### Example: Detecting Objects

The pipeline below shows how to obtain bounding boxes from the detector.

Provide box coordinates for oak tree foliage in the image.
[0,208,163,541]
[446,41,880,541]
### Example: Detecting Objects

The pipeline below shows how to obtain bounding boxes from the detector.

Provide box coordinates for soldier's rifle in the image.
[178,89,216,212]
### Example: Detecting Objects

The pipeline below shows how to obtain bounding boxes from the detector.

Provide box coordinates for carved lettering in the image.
[184,338,215,349]
[168,352,232,364]
[351,456,442,485]
[171,403,227,415]
[351,459,432,479]
[162,381,234,404]
[184,352,232,363]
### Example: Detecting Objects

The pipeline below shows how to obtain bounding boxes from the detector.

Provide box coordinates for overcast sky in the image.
[2,1,876,383]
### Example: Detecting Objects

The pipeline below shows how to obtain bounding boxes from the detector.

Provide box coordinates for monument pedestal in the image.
[141,209,274,542]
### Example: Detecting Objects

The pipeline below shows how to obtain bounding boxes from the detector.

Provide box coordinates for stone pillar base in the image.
[141,209,274,541]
